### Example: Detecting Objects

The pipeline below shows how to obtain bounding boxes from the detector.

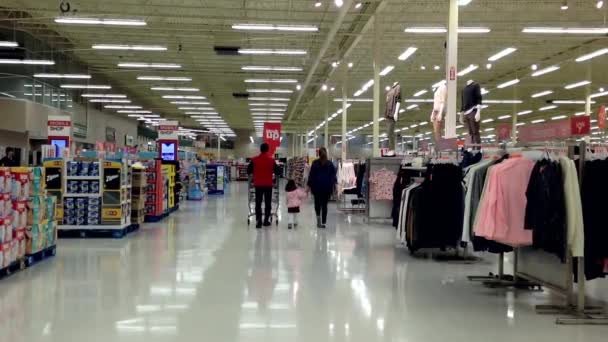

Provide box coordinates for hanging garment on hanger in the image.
[474,158,534,247]
[559,156,584,258]
[384,84,402,120]
[369,167,398,200]
[581,158,608,280]
[392,169,412,227]
[396,182,421,243]
[524,159,567,261]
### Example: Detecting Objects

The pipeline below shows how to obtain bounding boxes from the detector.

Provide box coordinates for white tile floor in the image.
[1,182,608,341]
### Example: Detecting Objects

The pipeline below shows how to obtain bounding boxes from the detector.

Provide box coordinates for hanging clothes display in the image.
[474,158,534,247]
[337,162,357,195]
[369,168,397,201]
[397,163,464,251]
[287,157,307,187]
[581,158,608,280]
[391,168,412,227]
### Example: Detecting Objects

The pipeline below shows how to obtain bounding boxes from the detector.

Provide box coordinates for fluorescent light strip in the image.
[249,103,288,107]
[531,65,560,77]
[404,99,434,103]
[82,94,126,98]
[552,100,593,104]
[92,44,166,51]
[88,99,131,103]
[105,105,142,109]
[117,110,152,114]
[564,80,591,89]
[590,90,608,98]
[34,73,91,79]
[61,84,111,89]
[0,59,54,65]
[488,47,517,61]
[398,47,418,61]
[244,79,298,83]
[333,98,373,102]
[232,24,318,32]
[517,110,533,116]
[539,105,557,111]
[458,64,478,76]
[118,62,181,69]
[576,48,608,62]
[163,95,206,99]
[250,108,285,112]
[522,27,608,34]
[497,79,520,89]
[379,65,395,76]
[186,112,218,115]
[531,90,553,98]
[151,87,200,92]
[137,76,191,81]
[55,17,146,26]
[242,66,303,72]
[484,100,523,104]
[413,89,428,97]
[178,107,214,110]
[498,115,512,119]
[247,89,293,94]
[481,119,494,123]
[249,97,291,101]
[532,119,546,123]
[170,101,210,105]
[552,115,568,120]
[0,41,18,47]
[405,27,491,33]
[238,49,307,55]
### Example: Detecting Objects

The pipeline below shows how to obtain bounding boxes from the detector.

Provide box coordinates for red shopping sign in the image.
[598,106,606,130]
[519,116,590,142]
[497,124,512,141]
[263,122,282,154]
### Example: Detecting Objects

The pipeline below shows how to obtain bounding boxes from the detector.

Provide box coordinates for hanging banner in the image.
[263,122,282,153]
[47,115,72,137]
[158,120,179,140]
[598,106,606,130]
[518,116,590,142]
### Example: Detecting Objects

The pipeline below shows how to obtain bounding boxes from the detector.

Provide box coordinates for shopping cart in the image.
[247,175,280,226]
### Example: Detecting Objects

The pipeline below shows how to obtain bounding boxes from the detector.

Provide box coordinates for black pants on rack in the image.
[313,192,330,224]
[255,186,273,224]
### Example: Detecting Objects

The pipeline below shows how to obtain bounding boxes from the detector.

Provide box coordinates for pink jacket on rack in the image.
[286,189,307,209]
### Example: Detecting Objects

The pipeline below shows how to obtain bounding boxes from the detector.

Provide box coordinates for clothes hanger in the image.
[466,79,475,86]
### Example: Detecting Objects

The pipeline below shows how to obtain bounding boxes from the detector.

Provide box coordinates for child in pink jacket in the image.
[285,179,307,229]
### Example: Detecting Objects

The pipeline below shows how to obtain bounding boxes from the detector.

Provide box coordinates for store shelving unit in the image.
[206,164,225,195]
[236,164,248,181]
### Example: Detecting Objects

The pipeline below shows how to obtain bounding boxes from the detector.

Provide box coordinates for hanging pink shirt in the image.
[474,158,534,247]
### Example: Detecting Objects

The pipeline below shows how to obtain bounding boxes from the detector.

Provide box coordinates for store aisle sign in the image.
[47,115,72,137]
[518,116,591,142]
[158,120,179,140]
[263,122,281,153]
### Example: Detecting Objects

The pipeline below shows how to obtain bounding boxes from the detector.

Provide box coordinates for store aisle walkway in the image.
[1,182,607,342]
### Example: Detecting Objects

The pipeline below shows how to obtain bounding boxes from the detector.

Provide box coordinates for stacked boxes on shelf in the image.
[0,167,57,268]
[101,160,130,226]
[130,167,146,224]
[145,160,164,218]
[63,161,101,226]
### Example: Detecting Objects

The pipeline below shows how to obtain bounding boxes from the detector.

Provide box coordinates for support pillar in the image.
[341,67,349,161]
[217,134,221,159]
[372,16,381,157]
[324,93,329,149]
[444,0,459,139]
[511,85,518,143]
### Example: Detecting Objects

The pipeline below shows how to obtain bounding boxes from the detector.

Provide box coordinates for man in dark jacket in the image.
[248,143,279,228]
[0,148,18,167]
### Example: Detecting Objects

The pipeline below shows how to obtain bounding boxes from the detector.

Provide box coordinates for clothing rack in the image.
[468,141,608,325]
[336,159,366,212]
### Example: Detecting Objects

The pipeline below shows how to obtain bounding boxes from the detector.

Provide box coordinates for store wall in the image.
[70,103,138,147]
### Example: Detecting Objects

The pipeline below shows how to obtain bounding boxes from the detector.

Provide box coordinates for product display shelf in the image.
[187,161,205,201]
[130,167,146,225]
[49,158,137,239]
[206,164,225,195]
[0,166,58,280]
[144,160,167,222]
[236,164,248,181]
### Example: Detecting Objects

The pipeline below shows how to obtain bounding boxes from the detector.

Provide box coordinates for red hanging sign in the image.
[263,122,282,154]
[497,124,512,141]
[518,116,590,142]
[571,115,591,135]
[598,106,606,130]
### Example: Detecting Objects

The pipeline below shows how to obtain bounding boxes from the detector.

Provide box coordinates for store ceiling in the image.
[2,0,608,139]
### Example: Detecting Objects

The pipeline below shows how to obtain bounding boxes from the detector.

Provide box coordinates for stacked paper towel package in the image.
[64,161,101,226]
[0,167,57,268]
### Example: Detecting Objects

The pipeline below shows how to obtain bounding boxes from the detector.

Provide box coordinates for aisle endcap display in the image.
[206,164,225,195]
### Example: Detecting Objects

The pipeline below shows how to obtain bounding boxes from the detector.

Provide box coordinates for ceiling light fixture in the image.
[531,64,538,70]
[162,95,206,99]
[484,100,523,104]
[296,84,302,90]
[151,87,200,92]
[118,62,181,69]
[488,47,517,61]
[105,105,142,109]
[315,2,322,8]
[88,99,131,103]
[247,89,294,93]
[522,27,608,34]
[81,94,126,98]
[0,41,18,47]
[61,84,111,89]
[498,115,512,119]
[92,44,166,51]
[517,110,533,116]
[552,115,568,120]
[249,97,291,101]
[34,73,91,79]
[531,90,553,98]
[379,65,395,76]
[117,110,152,114]
[170,101,210,105]
[531,65,560,77]
[335,0,344,7]
[397,47,418,61]
[598,1,605,9]
[561,0,569,10]
[486,63,492,69]
[532,119,546,123]
[539,105,557,111]
[497,79,520,89]
[552,100,593,104]
[564,80,591,89]
[249,103,288,107]
[458,64,478,76]
[590,90,608,98]
[0,59,54,65]
[404,27,491,33]
[575,48,608,62]
[54,17,147,26]
[238,49,307,55]
[406,104,419,110]
[178,107,214,110]
[242,66,303,72]
[413,89,428,97]
[137,76,191,81]
[244,79,298,83]
[232,24,318,32]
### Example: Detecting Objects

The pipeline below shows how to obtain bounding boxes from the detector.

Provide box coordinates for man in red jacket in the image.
[248,143,279,228]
